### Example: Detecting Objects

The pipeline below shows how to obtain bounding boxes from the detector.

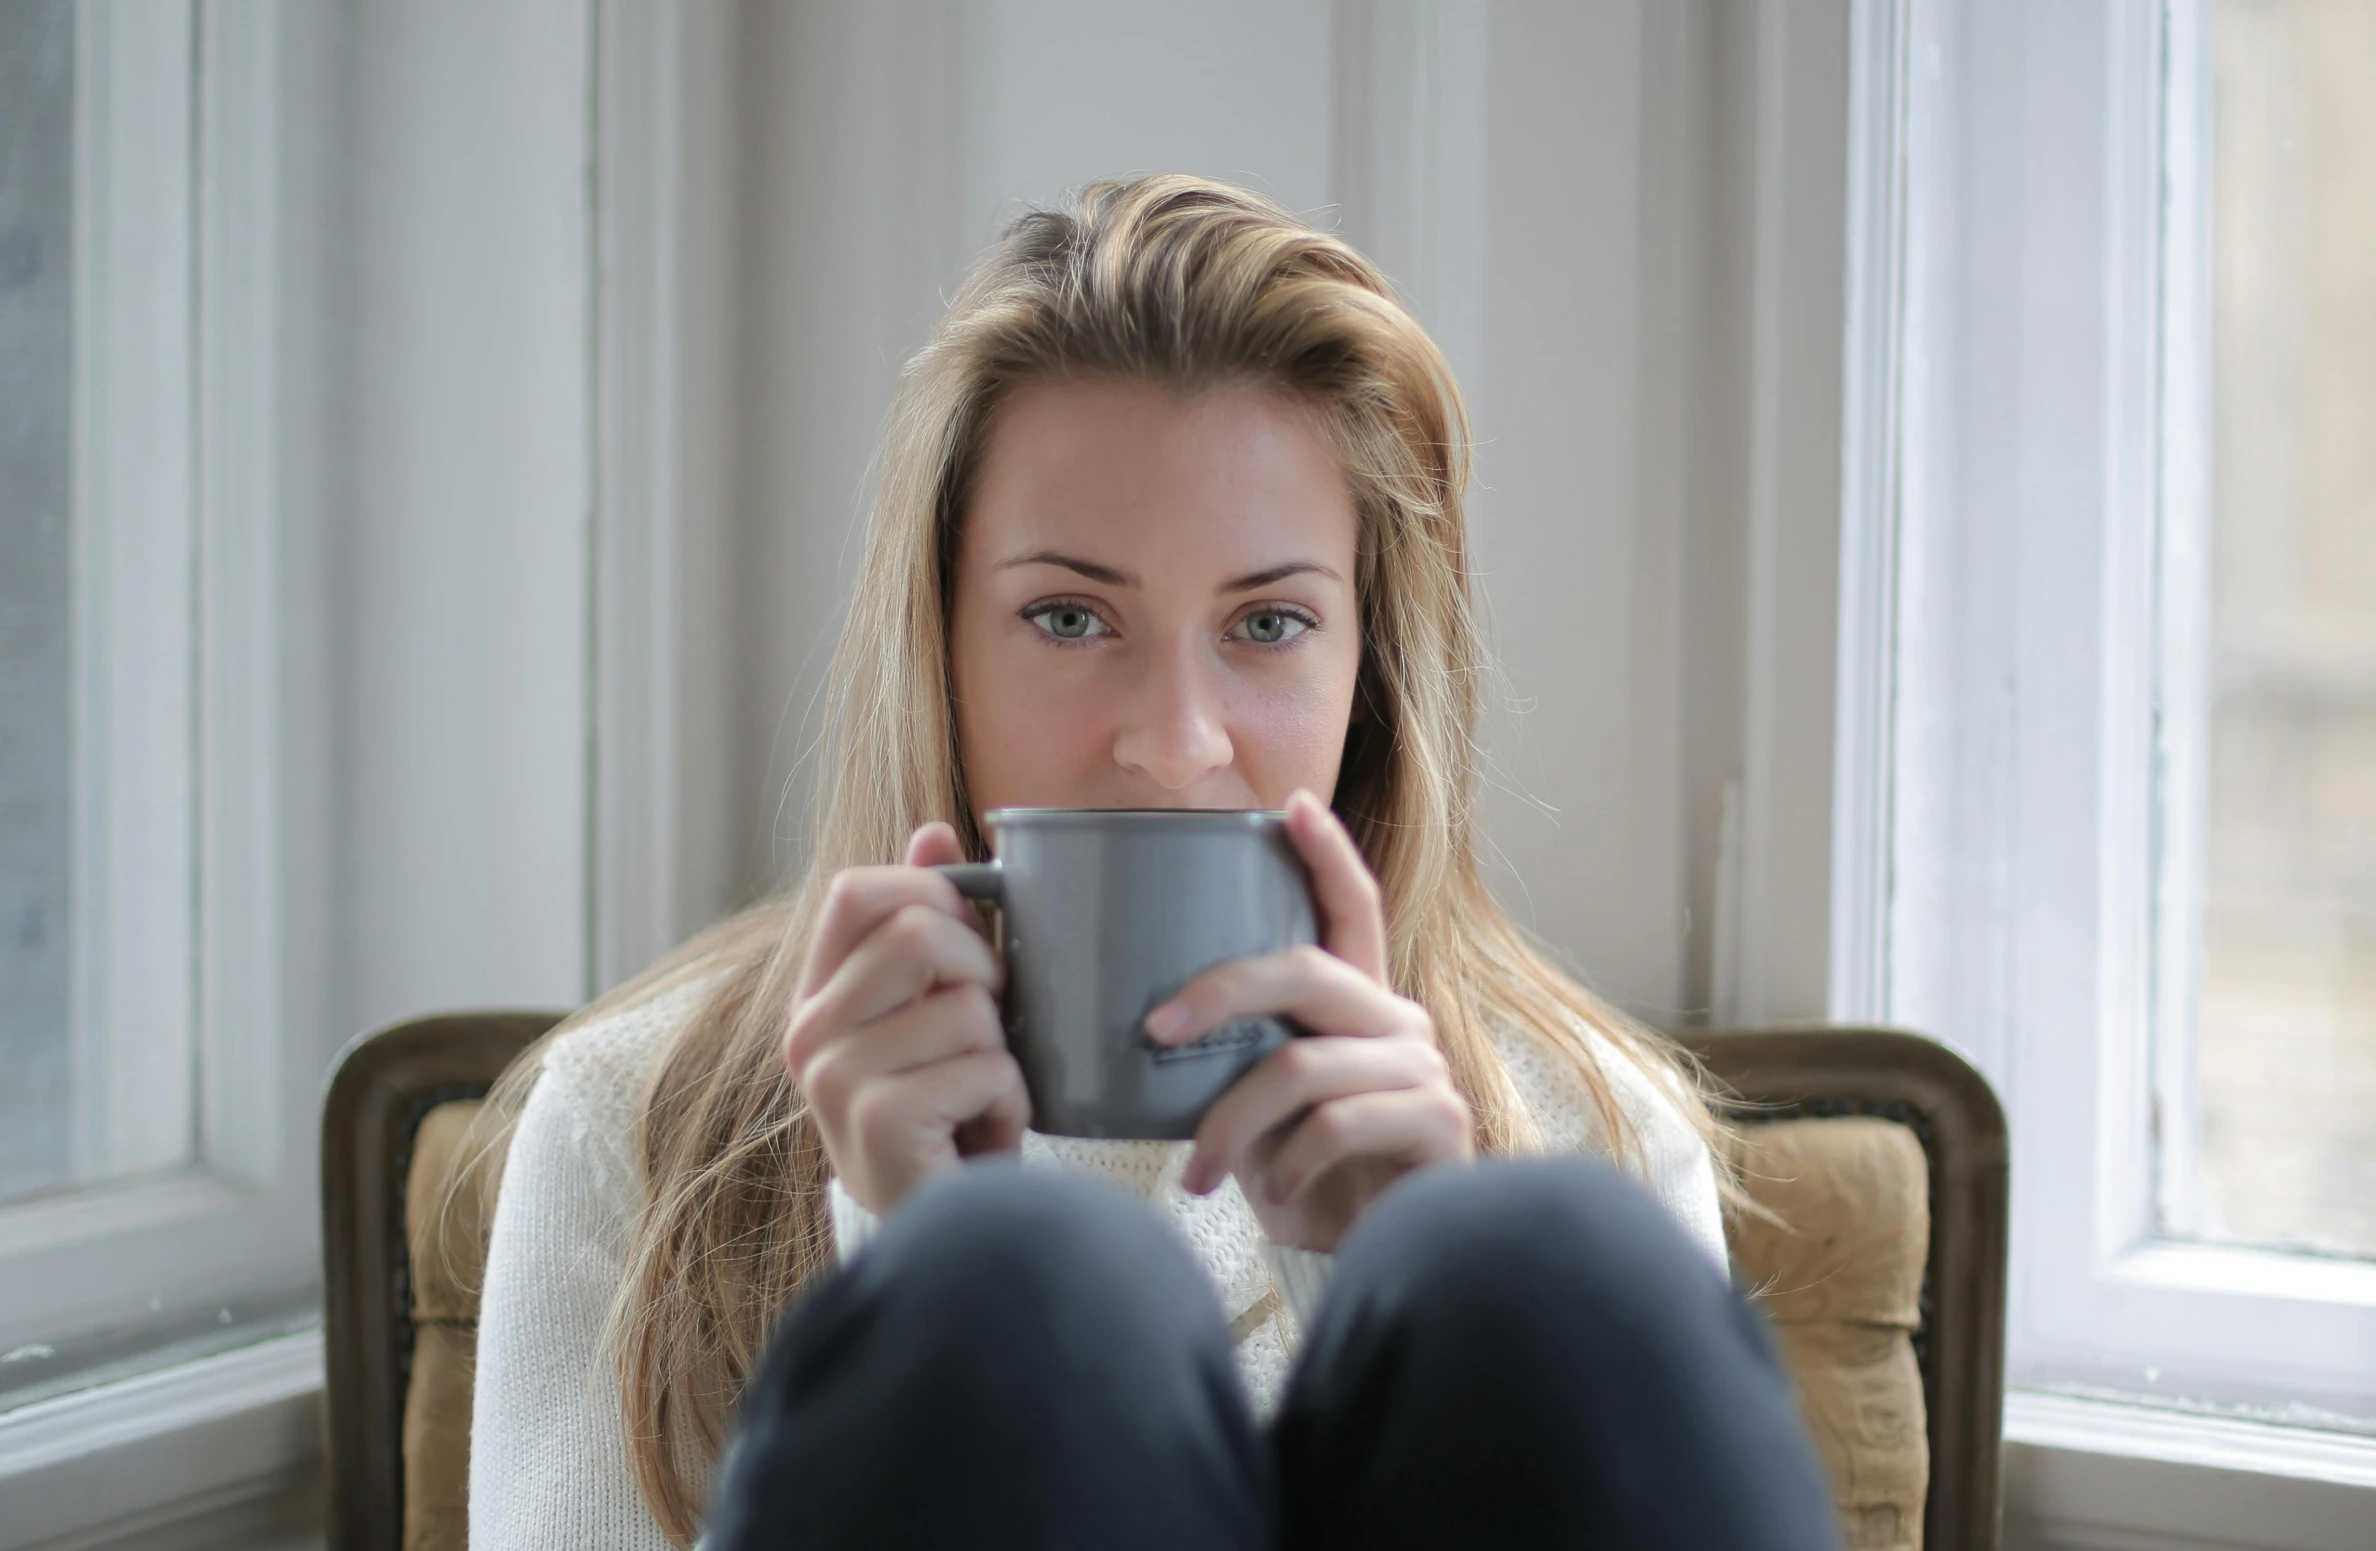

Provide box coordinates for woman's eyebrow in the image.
[1001,550,1135,586]
[1222,561,1340,593]
[999,552,1341,593]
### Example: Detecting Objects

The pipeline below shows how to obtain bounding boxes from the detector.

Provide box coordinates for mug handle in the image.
[930,861,1005,903]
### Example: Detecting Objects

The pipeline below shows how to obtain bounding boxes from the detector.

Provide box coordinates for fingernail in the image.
[1181,1152,1209,1194]
[1145,1001,1190,1042]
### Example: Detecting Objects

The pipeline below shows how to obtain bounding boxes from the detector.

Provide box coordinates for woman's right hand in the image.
[784,822,1030,1216]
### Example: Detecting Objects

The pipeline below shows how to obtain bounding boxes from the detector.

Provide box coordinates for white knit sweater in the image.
[469,975,1726,1550]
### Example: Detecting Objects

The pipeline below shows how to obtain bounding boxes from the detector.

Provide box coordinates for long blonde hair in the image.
[485,175,1724,1544]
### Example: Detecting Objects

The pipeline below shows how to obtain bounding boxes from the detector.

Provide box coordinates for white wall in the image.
[722,1,966,904]
[1468,0,1684,1016]
[332,0,593,1034]
[955,0,1340,226]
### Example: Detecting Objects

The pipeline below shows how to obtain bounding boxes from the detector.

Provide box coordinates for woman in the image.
[470,175,1837,1549]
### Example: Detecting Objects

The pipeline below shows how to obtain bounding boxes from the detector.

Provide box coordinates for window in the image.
[0,0,85,1208]
[2168,0,2376,1264]
[1,0,202,1230]
[1851,0,2376,1437]
[0,1,323,1416]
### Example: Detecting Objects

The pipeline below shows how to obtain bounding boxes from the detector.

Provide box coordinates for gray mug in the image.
[932,808,1318,1140]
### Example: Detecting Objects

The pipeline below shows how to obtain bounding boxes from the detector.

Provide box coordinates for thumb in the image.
[904,820,967,870]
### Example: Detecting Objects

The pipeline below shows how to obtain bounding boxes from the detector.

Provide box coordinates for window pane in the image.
[2196,0,2376,1257]
[0,0,75,1204]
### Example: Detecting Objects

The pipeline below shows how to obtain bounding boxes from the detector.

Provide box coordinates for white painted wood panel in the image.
[955,0,1337,233]
[338,0,594,1032]
[1468,0,1682,1015]
[725,1,969,897]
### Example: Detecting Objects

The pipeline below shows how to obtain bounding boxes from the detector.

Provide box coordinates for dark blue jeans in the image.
[706,1158,1841,1550]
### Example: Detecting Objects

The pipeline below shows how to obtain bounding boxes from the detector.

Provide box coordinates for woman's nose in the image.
[1111,645,1234,792]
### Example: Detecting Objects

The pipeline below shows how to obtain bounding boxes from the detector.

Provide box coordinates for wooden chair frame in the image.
[321,1009,563,1551]
[322,1018,2006,1551]
[1683,1025,2011,1551]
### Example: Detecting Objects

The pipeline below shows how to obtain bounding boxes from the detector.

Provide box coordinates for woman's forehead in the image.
[965,376,1357,581]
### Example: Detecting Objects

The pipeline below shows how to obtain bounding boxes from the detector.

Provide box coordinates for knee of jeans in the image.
[1336,1157,1717,1333]
[867,1161,1192,1326]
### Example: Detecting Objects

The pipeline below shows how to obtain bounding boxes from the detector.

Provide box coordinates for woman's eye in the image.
[1231,609,1313,646]
[1026,603,1108,641]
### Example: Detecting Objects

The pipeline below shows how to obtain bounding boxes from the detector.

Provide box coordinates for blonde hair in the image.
[482,174,1725,1544]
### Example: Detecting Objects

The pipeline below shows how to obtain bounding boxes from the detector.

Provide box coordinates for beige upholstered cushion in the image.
[404,1100,510,1551]
[397,1101,1933,1551]
[1730,1115,1932,1551]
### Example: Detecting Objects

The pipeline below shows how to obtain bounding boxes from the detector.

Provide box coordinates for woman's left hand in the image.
[1143,789,1476,1252]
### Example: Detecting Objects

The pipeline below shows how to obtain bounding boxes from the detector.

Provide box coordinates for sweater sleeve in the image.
[826,1175,882,1258]
[1255,1050,1728,1327]
[1259,1241,1335,1326]
[1634,1085,1729,1272]
[471,1058,674,1551]
[1495,1021,1731,1274]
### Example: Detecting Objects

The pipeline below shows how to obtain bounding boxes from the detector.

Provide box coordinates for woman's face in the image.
[949,376,1363,820]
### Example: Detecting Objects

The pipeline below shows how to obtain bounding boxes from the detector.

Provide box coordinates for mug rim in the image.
[981,806,1287,830]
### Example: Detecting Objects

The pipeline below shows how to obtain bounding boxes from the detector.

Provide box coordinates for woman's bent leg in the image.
[706,1162,1269,1551]
[1275,1158,1840,1551]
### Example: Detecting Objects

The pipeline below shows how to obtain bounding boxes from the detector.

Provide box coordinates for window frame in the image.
[0,0,328,1406]
[1840,0,2376,1433]
[63,0,198,1193]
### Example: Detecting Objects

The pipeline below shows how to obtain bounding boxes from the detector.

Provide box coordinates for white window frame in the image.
[1,5,347,1542]
[62,0,198,1194]
[1836,0,2376,1465]
[1,0,324,1445]
[8,0,706,1539]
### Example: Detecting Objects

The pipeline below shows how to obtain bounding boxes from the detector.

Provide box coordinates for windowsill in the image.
[5,1350,2374,1551]
[2005,1389,2376,1551]
[0,1330,321,1550]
